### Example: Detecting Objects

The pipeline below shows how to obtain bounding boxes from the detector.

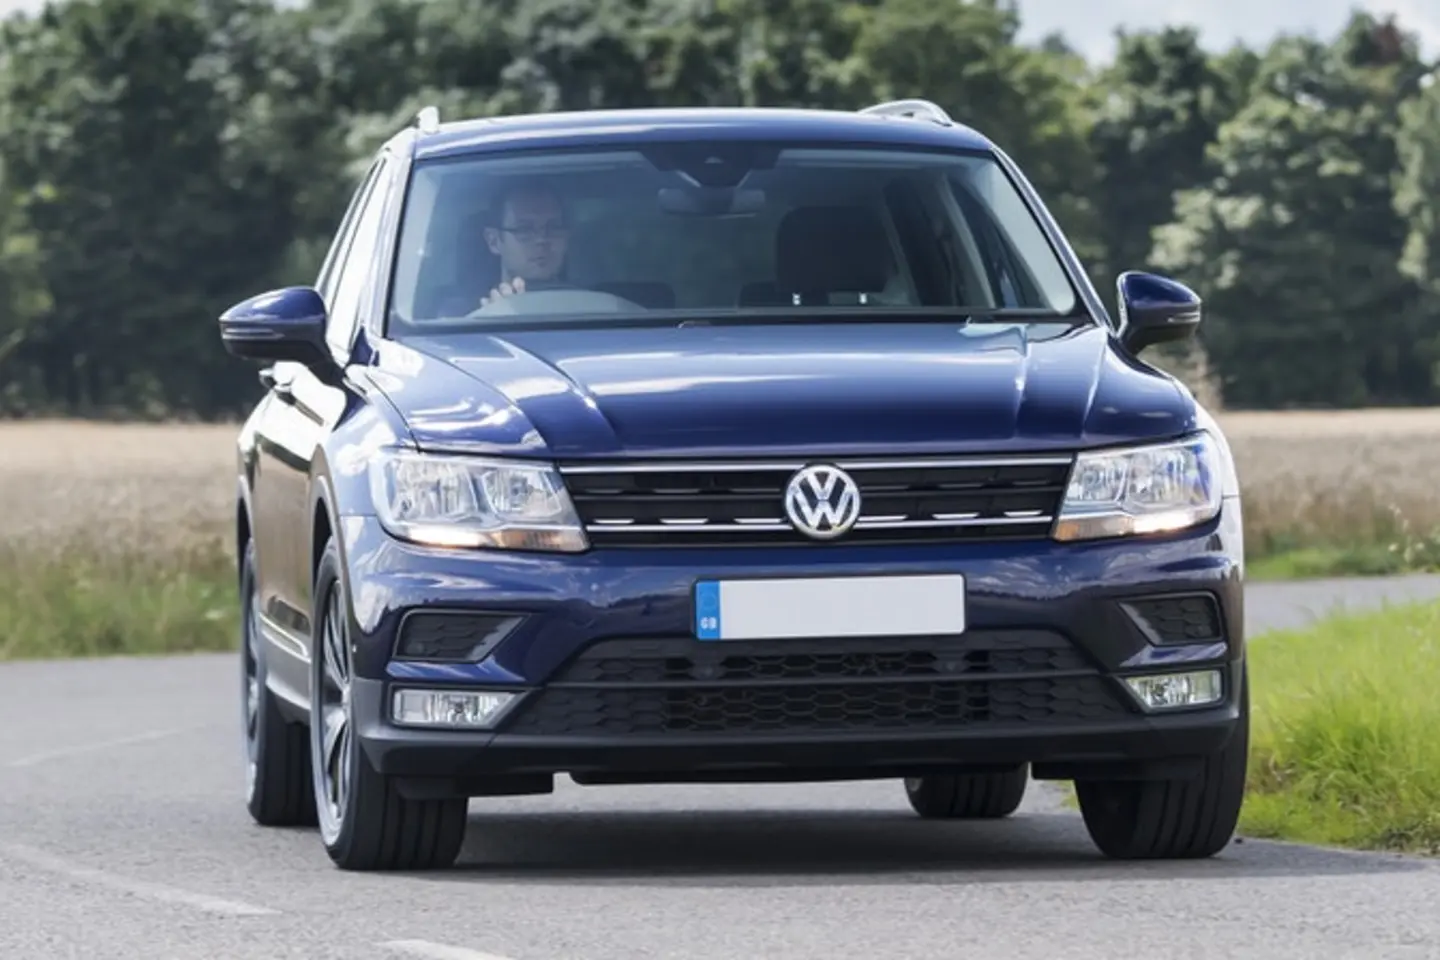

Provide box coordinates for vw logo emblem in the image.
[784,464,863,539]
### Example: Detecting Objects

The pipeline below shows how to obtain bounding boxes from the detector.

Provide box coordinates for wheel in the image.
[240,540,317,827]
[1074,666,1249,860]
[309,536,469,871]
[903,764,1029,819]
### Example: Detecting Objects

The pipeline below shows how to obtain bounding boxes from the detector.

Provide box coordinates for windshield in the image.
[386,142,1081,332]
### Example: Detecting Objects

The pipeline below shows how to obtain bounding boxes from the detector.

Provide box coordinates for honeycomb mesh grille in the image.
[1122,594,1223,645]
[395,612,521,661]
[504,631,1129,737]
[556,631,1090,684]
[507,677,1127,736]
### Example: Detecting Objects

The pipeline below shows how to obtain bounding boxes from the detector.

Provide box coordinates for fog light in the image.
[391,688,517,729]
[1123,669,1223,711]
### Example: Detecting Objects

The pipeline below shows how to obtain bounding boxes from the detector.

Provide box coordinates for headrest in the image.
[453,208,500,288]
[738,280,784,306]
[458,208,490,245]
[775,205,892,298]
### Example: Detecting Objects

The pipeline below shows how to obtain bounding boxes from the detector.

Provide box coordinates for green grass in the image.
[1243,508,1440,581]
[1246,543,1431,580]
[1244,500,1440,581]
[0,539,238,661]
[1240,599,1440,855]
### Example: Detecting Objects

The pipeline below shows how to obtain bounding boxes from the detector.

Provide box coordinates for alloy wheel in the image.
[241,581,262,801]
[315,584,353,845]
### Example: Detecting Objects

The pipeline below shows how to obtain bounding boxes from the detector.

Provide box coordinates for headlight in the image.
[368,449,587,552]
[1053,432,1223,542]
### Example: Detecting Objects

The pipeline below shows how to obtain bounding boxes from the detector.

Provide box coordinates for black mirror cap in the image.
[1117,271,1202,354]
[219,286,333,370]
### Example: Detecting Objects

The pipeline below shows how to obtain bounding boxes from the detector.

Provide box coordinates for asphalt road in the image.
[4,575,1440,960]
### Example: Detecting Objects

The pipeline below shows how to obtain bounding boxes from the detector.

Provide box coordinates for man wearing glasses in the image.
[479,181,570,306]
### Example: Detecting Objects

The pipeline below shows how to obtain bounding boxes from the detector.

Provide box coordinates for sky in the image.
[1011,0,1440,62]
[0,0,1435,65]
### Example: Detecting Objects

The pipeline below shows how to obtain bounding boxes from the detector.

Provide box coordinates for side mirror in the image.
[1116,271,1202,354]
[219,286,337,377]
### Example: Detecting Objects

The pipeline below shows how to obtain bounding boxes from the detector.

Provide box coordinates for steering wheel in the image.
[465,280,645,318]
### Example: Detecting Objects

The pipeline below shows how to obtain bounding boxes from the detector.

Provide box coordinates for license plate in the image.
[692,574,966,641]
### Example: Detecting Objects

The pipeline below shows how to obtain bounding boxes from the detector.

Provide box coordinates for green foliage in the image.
[1396,76,1440,308]
[1151,13,1440,408]
[0,0,308,417]
[0,0,1436,416]
[0,157,51,403]
[1085,26,1229,287]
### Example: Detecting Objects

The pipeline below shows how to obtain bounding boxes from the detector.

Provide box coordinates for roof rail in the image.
[858,99,953,126]
[415,105,440,134]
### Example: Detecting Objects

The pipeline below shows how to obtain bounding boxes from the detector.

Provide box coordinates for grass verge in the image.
[1240,489,1440,581]
[1240,599,1440,855]
[0,539,237,661]
[1246,543,1438,580]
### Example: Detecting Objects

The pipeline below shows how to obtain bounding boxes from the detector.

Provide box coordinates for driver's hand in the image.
[479,276,526,307]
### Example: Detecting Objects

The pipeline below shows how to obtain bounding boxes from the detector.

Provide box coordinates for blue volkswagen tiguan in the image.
[220,100,1248,872]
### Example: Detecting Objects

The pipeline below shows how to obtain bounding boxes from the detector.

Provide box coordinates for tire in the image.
[903,764,1029,819]
[309,536,469,871]
[241,540,318,827]
[1074,666,1249,860]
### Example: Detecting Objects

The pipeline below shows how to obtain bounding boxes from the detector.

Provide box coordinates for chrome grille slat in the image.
[558,455,1075,473]
[579,515,1056,533]
[558,454,1073,546]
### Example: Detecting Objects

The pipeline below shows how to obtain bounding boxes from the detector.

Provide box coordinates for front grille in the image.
[503,632,1130,738]
[558,455,1073,546]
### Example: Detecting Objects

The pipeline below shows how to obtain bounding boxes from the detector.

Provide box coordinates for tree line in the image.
[0,0,1437,418]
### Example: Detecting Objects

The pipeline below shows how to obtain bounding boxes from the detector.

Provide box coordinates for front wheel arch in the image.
[307,531,468,870]
[306,473,345,645]
[235,481,254,589]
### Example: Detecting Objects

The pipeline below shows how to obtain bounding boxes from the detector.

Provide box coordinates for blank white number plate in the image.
[692,574,966,641]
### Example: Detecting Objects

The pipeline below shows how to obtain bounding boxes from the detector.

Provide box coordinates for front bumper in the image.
[337,503,1245,787]
[354,677,1243,788]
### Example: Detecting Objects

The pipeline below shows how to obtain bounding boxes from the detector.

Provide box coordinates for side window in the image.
[316,161,381,308]
[325,156,393,355]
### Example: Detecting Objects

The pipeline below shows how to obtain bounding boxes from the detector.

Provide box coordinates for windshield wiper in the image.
[954,307,1085,323]
[676,305,1083,327]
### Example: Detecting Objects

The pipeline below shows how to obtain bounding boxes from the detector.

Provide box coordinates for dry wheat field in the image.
[0,422,240,658]
[1222,409,1440,553]
[0,420,237,558]
[2,411,1439,563]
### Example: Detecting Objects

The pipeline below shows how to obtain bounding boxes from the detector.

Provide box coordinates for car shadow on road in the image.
[406,808,1435,887]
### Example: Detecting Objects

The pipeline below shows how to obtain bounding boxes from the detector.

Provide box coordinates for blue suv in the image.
[220,99,1248,872]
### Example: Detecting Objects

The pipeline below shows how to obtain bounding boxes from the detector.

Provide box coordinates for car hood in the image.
[363,320,1197,459]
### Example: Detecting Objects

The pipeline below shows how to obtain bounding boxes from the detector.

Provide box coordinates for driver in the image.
[479,181,570,306]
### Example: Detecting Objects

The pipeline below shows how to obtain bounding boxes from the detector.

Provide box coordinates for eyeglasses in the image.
[498,223,568,242]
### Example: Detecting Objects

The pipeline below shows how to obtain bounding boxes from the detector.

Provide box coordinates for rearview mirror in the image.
[219,287,336,375]
[1116,271,1202,354]
[657,185,766,217]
